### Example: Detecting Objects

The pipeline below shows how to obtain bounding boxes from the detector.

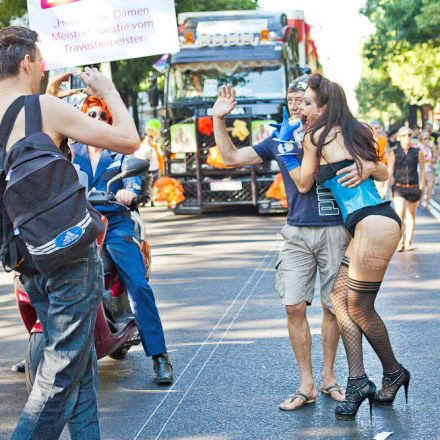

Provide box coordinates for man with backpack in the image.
[0,26,139,439]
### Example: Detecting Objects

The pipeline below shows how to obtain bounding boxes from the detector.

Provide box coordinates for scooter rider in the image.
[71,96,173,385]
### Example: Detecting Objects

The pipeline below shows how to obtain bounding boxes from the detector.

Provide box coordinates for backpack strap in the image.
[24,94,43,136]
[0,96,26,151]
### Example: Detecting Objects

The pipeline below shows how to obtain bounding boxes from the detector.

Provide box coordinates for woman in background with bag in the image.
[388,126,425,251]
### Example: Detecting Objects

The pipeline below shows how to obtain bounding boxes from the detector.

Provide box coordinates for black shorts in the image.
[345,203,402,237]
[392,185,421,202]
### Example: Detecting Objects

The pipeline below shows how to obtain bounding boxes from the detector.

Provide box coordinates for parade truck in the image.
[162,10,319,214]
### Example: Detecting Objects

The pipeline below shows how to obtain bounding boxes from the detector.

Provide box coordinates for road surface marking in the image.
[133,242,280,440]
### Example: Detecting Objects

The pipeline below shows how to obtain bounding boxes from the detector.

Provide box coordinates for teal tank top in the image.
[315,160,386,223]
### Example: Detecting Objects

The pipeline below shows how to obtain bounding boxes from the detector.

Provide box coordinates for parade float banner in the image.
[27,0,180,69]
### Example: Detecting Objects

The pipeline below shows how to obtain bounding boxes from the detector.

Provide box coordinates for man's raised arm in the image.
[43,68,140,155]
[213,86,262,167]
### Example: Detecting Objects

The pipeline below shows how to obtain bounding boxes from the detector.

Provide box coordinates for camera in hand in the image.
[70,73,87,91]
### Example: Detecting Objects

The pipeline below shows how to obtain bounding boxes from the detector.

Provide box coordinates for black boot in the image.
[374,365,410,405]
[335,375,376,421]
[153,352,173,385]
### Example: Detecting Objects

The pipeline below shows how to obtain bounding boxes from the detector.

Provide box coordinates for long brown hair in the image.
[306,74,377,169]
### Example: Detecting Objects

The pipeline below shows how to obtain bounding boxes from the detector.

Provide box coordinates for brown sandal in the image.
[279,391,316,411]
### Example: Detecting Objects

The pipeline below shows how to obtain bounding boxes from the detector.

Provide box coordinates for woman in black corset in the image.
[387,126,425,251]
[281,74,410,421]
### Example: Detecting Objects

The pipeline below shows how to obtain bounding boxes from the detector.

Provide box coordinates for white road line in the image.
[154,252,278,440]
[132,243,280,440]
[429,199,440,222]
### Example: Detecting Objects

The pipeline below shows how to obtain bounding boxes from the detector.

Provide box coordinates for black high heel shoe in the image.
[374,365,410,405]
[335,375,376,421]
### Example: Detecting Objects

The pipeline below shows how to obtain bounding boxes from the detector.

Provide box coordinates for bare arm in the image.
[418,150,425,190]
[336,160,388,187]
[212,86,262,167]
[287,133,318,193]
[387,148,396,187]
[43,68,139,154]
[432,143,439,164]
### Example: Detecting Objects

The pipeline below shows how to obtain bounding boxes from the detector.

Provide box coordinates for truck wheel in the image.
[109,346,128,360]
[25,332,46,393]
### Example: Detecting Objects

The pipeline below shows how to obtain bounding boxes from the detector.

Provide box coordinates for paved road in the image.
[0,207,439,440]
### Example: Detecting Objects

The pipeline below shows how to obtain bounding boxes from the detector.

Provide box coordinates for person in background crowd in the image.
[435,135,440,186]
[72,97,174,386]
[370,121,388,197]
[411,126,421,147]
[425,121,438,144]
[387,128,398,149]
[135,119,164,204]
[388,127,425,251]
[370,121,388,165]
[418,131,438,210]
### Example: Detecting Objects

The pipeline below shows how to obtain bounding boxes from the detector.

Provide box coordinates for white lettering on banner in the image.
[27,0,179,69]
[113,8,149,19]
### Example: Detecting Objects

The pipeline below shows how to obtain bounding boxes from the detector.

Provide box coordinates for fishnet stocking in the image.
[347,279,400,373]
[330,257,365,377]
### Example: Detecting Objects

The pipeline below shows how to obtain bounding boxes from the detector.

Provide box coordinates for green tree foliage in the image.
[356,62,407,125]
[0,0,26,28]
[357,0,440,122]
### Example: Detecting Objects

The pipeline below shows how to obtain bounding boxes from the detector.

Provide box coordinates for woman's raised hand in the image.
[212,86,237,119]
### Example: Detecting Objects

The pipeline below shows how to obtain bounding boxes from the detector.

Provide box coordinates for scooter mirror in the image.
[106,158,150,193]
[122,158,150,177]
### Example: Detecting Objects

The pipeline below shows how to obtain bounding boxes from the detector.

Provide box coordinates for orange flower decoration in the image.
[206,145,231,169]
[198,116,213,137]
[153,177,185,208]
[266,173,287,208]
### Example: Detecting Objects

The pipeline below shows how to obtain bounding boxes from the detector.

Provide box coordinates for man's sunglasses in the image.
[88,110,107,121]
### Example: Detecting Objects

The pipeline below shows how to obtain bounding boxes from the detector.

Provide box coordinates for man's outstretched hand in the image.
[212,86,237,119]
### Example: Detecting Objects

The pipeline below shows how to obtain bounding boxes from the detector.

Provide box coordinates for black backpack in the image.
[0,94,104,275]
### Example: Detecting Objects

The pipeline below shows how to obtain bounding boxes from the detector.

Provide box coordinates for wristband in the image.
[279,153,301,171]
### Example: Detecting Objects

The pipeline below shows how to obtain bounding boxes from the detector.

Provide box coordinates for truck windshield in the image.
[168,62,285,102]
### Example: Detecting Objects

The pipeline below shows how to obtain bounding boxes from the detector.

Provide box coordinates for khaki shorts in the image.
[275,224,350,310]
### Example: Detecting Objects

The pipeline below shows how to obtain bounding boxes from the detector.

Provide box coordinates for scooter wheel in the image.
[109,346,128,360]
[25,332,46,393]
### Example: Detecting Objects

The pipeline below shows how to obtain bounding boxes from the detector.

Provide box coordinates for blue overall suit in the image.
[71,142,167,357]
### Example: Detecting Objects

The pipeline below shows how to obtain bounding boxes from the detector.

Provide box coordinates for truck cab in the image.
[163,10,311,214]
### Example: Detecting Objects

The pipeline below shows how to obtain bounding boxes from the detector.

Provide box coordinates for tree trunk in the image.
[407,105,418,129]
[131,91,139,131]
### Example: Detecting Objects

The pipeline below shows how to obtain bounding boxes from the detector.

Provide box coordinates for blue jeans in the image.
[105,216,167,357]
[11,244,103,440]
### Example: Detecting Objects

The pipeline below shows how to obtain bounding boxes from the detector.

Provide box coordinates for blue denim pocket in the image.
[46,257,89,302]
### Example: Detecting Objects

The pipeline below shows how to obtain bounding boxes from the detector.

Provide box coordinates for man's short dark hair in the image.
[0,26,39,81]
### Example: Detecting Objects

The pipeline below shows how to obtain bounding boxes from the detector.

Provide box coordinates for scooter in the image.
[14,158,151,391]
